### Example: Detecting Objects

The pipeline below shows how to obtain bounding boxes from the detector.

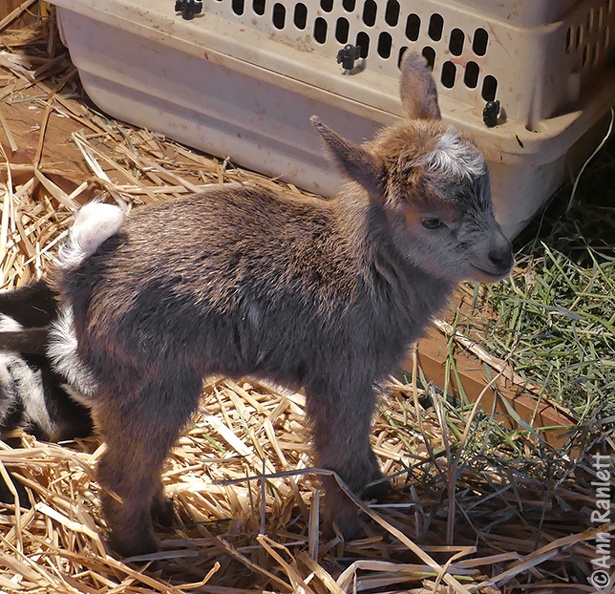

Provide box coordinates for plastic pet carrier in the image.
[51,0,615,236]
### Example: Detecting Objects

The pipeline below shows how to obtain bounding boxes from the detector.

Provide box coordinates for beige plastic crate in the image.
[51,0,615,236]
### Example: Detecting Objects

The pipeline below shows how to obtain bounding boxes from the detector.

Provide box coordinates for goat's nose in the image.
[488,240,514,271]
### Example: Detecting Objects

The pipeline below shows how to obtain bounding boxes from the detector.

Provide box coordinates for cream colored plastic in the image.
[51,0,615,236]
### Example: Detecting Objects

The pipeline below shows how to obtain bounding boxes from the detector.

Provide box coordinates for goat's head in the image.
[312,52,513,284]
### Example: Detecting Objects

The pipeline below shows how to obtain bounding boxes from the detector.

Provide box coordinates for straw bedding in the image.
[0,7,611,592]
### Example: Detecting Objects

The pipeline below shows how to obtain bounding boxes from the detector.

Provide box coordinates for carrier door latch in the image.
[482,100,501,127]
[337,44,362,75]
[175,0,203,20]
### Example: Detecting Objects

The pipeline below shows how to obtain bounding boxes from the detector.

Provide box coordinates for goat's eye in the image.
[421,218,444,229]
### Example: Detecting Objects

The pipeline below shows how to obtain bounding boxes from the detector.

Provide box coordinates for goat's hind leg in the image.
[92,371,202,558]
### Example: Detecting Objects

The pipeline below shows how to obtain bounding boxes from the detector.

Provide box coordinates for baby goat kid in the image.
[49,53,513,557]
[0,282,93,507]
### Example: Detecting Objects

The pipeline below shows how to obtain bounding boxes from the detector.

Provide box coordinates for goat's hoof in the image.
[109,531,159,561]
[151,496,175,528]
[361,476,391,502]
[332,507,364,541]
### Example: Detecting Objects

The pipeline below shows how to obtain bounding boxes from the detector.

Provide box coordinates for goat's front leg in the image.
[305,379,388,538]
[92,371,202,558]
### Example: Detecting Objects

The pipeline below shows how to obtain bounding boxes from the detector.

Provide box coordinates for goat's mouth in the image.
[469,263,512,283]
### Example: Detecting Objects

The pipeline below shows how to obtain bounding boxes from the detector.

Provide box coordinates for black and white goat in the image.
[0,281,92,442]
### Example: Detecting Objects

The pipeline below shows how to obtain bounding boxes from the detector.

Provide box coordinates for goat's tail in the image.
[57,202,125,270]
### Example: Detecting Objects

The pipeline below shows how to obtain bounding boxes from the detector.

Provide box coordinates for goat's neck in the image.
[334,185,454,319]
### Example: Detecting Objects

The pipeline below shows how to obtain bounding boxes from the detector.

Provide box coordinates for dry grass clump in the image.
[0,6,612,592]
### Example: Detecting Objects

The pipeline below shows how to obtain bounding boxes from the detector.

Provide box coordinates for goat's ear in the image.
[399,51,441,121]
[311,116,385,198]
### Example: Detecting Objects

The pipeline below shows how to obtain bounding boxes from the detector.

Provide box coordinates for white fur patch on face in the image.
[56,201,125,270]
[47,306,97,399]
[425,132,487,181]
